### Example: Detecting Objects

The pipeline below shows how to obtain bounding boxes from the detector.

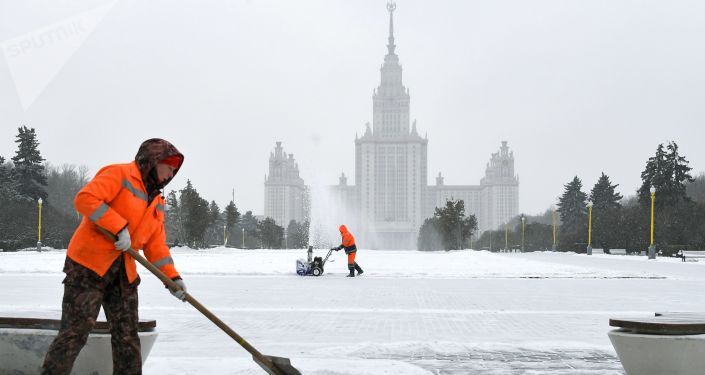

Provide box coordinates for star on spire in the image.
[386,2,397,54]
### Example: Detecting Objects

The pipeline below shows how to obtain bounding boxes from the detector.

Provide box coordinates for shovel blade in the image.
[253,355,302,375]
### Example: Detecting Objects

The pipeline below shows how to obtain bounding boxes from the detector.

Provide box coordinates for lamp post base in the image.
[36,241,42,252]
[587,245,592,255]
[648,245,656,259]
[551,244,557,252]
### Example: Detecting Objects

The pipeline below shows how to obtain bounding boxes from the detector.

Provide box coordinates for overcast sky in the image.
[1,0,703,216]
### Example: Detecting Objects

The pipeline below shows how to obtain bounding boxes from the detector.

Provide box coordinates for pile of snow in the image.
[0,247,676,279]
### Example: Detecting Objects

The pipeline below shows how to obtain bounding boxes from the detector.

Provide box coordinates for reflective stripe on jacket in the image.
[343,244,357,255]
[67,161,179,283]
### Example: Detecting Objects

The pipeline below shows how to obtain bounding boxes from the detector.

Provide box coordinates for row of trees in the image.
[475,141,705,254]
[0,126,309,251]
[163,180,310,249]
[2,127,701,252]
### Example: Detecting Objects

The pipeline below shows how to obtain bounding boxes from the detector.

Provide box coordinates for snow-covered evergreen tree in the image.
[11,126,47,200]
[259,218,284,249]
[164,190,184,245]
[639,141,693,206]
[557,176,588,232]
[223,201,240,246]
[204,200,223,246]
[589,173,622,251]
[179,180,210,248]
[0,156,21,201]
[417,217,443,251]
[284,220,301,249]
[665,142,694,203]
[590,173,622,210]
[239,211,261,248]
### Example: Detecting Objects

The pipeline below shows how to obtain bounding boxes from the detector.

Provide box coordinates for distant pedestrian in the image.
[333,225,364,277]
[41,138,187,375]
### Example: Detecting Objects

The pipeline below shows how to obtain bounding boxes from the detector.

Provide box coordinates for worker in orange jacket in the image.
[42,138,185,375]
[333,225,364,277]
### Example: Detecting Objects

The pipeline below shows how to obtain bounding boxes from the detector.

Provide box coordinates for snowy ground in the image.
[2,248,705,374]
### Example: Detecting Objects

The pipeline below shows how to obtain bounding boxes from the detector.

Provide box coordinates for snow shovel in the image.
[98,227,301,375]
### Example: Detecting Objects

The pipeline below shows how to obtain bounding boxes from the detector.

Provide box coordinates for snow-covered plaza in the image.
[2,248,704,374]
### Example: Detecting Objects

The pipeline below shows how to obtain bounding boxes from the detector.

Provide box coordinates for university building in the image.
[265,3,518,249]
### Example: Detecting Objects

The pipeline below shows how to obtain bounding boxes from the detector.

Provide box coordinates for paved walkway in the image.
[136,271,705,374]
[359,348,622,374]
[7,252,705,374]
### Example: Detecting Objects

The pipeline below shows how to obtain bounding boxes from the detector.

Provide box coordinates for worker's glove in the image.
[169,278,187,302]
[114,228,132,251]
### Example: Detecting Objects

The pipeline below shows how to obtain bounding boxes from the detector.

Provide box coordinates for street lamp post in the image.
[521,215,525,252]
[457,221,462,250]
[488,230,492,252]
[37,197,43,252]
[242,228,245,249]
[551,206,557,251]
[586,201,593,255]
[648,186,656,259]
[223,225,227,247]
[504,222,508,252]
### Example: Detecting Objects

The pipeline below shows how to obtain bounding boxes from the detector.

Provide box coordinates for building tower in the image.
[480,141,519,231]
[355,2,428,249]
[264,142,307,228]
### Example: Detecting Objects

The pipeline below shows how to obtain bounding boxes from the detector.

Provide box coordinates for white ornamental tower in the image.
[355,2,428,249]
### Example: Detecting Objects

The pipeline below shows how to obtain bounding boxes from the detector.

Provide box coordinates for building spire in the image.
[386,1,396,54]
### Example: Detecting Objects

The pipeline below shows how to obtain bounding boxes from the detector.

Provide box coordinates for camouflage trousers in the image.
[41,256,142,375]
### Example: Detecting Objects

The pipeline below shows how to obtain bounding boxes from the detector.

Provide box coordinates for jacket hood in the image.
[339,225,348,234]
[135,138,184,199]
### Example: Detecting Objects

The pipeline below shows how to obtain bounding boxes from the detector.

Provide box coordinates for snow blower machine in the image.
[297,246,335,276]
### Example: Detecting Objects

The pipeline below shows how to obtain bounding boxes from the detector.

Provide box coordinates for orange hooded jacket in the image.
[339,225,357,254]
[67,143,183,283]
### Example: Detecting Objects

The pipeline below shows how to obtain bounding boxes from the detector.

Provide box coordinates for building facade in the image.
[264,142,307,228]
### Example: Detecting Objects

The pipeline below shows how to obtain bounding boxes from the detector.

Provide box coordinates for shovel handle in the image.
[97,227,285,374]
[128,248,284,374]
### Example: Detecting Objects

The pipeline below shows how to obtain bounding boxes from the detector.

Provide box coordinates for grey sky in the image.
[1,0,703,216]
